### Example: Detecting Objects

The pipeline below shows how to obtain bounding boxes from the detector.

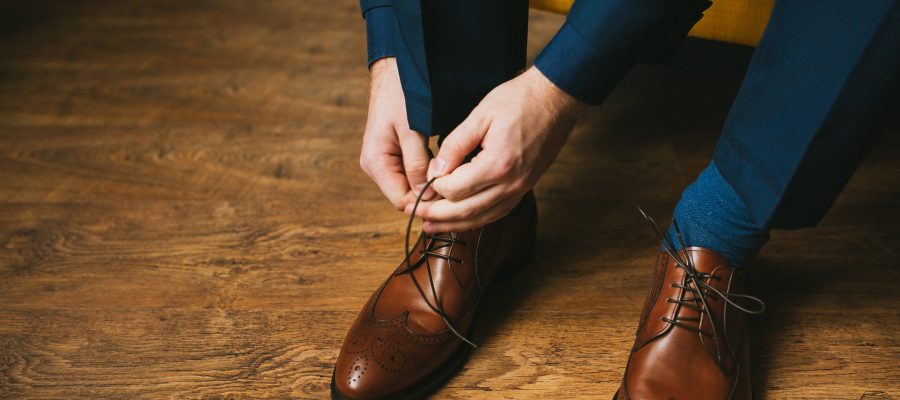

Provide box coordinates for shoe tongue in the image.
[431,231,458,240]
[681,247,732,274]
[678,249,747,372]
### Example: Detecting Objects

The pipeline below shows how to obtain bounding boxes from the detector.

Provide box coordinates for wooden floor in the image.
[1,1,898,399]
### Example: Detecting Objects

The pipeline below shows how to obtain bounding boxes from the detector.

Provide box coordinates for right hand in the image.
[359,57,433,211]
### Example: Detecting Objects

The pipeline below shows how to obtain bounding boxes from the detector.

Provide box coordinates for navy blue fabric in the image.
[359,0,391,16]
[357,0,900,230]
[392,0,432,134]
[421,0,529,135]
[359,0,430,130]
[667,162,769,268]
[561,0,710,64]
[364,6,396,67]
[536,0,710,104]
[534,22,633,105]
[713,0,900,229]
[358,0,707,134]
[361,0,528,135]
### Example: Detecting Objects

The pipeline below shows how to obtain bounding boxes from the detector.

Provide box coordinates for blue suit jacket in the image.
[360,0,710,136]
[358,0,900,232]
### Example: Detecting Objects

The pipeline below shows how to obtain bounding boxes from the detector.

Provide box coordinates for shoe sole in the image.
[612,389,758,399]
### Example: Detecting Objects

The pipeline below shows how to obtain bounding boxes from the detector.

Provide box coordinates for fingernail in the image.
[415,183,426,195]
[427,158,447,179]
[404,203,413,214]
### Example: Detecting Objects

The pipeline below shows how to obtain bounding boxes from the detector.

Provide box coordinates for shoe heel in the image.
[491,235,535,286]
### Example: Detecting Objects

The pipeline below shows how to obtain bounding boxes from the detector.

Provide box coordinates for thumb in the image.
[428,113,488,180]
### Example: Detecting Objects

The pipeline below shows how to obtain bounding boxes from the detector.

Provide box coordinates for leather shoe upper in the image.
[333,192,537,400]
[616,247,760,400]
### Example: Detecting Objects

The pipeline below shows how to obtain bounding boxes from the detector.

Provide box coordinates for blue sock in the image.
[666,162,769,268]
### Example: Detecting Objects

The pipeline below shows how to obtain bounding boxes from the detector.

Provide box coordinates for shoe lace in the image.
[399,177,480,348]
[636,206,765,369]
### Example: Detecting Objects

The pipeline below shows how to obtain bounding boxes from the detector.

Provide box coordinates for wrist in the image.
[524,67,587,116]
[369,57,396,82]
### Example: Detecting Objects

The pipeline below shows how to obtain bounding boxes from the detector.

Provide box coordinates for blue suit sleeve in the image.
[534,0,712,105]
[363,6,396,67]
[359,0,391,16]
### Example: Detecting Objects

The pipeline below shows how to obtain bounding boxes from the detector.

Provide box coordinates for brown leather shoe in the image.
[331,192,537,400]
[614,246,765,400]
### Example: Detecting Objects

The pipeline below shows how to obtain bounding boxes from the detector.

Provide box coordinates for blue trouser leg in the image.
[670,0,900,266]
[712,0,900,230]
[394,0,529,136]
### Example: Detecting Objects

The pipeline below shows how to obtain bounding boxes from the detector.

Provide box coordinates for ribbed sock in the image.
[666,162,769,268]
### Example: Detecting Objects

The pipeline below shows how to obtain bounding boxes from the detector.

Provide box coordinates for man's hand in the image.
[407,67,585,232]
[359,57,432,210]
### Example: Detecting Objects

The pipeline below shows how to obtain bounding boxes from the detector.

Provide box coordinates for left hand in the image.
[405,67,585,232]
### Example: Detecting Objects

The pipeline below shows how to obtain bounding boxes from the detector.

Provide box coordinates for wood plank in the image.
[0,1,897,399]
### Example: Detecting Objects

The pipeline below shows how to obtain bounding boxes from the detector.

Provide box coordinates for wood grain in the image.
[0,1,898,399]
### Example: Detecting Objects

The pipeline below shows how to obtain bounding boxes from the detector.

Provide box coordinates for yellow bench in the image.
[529,0,774,46]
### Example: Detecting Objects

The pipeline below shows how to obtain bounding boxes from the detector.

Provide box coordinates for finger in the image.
[422,194,521,233]
[372,168,412,210]
[410,184,507,222]
[427,112,489,180]
[430,152,501,201]
[397,130,434,200]
[362,149,412,210]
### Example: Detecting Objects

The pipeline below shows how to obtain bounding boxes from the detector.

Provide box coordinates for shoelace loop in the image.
[636,205,765,369]
[401,178,479,348]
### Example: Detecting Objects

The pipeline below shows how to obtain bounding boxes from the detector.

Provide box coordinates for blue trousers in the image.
[712,1,900,229]
[395,0,900,230]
